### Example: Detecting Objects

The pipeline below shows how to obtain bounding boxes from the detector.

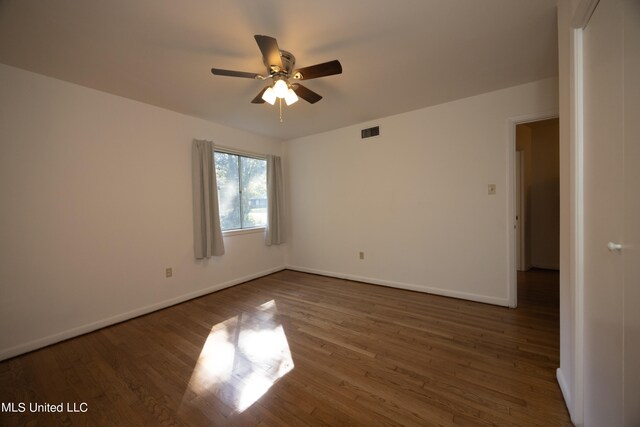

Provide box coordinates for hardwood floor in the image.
[0,269,571,426]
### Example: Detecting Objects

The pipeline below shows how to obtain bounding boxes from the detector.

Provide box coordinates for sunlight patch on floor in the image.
[182,299,294,414]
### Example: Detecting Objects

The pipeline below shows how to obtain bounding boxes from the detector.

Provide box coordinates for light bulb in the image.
[273,79,289,98]
[261,87,276,105]
[284,88,299,106]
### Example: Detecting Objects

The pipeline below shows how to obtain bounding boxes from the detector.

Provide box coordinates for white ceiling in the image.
[0,0,558,140]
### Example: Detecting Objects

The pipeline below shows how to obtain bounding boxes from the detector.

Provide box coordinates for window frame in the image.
[214,149,268,233]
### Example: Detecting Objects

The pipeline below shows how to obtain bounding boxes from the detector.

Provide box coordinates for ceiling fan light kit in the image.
[211,35,342,122]
[272,79,289,98]
[284,88,298,106]
[261,87,277,105]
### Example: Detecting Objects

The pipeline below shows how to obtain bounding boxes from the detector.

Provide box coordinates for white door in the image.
[582,0,639,425]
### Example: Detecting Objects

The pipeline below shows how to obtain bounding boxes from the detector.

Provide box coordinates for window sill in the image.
[222,227,266,237]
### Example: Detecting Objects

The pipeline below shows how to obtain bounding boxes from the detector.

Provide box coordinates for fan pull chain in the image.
[279,98,283,123]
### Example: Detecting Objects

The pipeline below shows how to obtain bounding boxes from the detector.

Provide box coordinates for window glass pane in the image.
[241,156,267,228]
[214,152,241,230]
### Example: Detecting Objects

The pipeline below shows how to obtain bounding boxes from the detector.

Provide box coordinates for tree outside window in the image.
[214,152,267,231]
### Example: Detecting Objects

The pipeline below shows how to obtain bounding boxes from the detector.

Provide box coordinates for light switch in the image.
[488,184,496,195]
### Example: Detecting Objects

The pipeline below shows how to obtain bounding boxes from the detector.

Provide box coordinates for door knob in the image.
[608,242,623,251]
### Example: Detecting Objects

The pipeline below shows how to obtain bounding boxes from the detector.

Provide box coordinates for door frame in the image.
[515,150,525,271]
[553,0,597,423]
[506,111,558,308]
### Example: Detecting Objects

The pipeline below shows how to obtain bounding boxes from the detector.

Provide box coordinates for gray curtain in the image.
[265,154,285,246]
[192,139,225,258]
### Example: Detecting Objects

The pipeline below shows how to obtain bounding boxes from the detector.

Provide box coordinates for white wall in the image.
[285,78,558,306]
[0,64,286,360]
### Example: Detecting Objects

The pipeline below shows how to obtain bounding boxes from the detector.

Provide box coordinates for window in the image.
[214,151,267,231]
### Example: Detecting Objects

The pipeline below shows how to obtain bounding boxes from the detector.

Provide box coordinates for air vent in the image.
[361,126,380,139]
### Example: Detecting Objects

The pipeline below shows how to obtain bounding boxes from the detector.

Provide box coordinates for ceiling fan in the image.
[211,35,342,107]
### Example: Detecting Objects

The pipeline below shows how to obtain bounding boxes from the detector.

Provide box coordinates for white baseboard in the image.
[0,265,286,362]
[556,368,577,425]
[285,265,510,307]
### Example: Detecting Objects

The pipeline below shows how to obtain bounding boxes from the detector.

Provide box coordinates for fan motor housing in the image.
[273,50,295,75]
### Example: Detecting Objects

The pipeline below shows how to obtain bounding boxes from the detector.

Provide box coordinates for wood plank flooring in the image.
[0,269,571,426]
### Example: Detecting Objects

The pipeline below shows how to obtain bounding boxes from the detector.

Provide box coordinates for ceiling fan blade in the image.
[293,60,342,80]
[211,68,260,79]
[254,35,283,71]
[292,84,323,104]
[251,87,269,104]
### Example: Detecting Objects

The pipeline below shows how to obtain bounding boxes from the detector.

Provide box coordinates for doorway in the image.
[509,116,559,307]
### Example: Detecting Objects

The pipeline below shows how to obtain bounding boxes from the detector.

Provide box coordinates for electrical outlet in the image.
[165,267,173,278]
[359,252,365,260]
[488,184,496,195]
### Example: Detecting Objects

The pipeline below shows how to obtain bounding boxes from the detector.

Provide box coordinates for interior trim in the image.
[557,368,577,425]
[572,0,600,29]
